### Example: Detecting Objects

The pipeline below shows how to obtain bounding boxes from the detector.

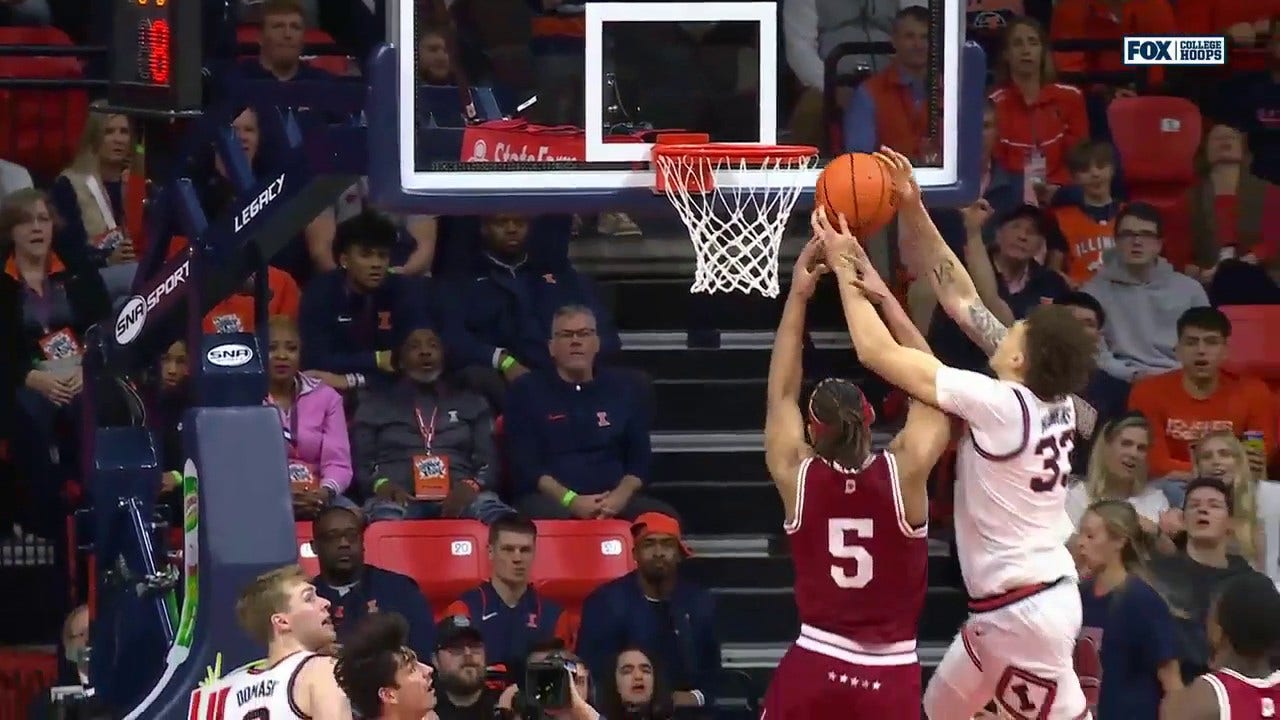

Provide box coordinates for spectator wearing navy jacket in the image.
[309,507,436,659]
[443,515,574,669]
[299,210,431,393]
[578,513,721,715]
[506,305,672,521]
[439,214,620,410]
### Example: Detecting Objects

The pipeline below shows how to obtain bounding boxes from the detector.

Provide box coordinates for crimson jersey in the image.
[786,451,928,645]
[1203,668,1280,719]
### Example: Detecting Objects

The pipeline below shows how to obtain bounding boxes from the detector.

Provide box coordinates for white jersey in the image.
[935,367,1078,599]
[189,651,320,720]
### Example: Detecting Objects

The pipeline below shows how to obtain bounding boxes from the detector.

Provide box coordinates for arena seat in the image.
[234,26,353,76]
[531,520,635,612]
[1220,305,1280,383]
[0,647,57,719]
[365,520,490,616]
[0,26,89,181]
[1107,96,1201,268]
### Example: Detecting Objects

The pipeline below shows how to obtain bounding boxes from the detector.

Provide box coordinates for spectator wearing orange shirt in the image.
[843,7,933,160]
[1128,307,1276,483]
[1051,140,1120,285]
[1050,0,1177,87]
[989,18,1090,194]
[1175,0,1276,56]
[203,266,301,334]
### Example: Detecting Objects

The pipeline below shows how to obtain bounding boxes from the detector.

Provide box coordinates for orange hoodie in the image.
[1128,369,1277,476]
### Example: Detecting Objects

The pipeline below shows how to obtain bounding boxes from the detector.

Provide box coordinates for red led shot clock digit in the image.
[132,0,172,85]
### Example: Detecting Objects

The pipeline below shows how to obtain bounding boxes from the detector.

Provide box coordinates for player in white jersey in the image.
[335,612,438,720]
[190,564,352,720]
[816,148,1098,720]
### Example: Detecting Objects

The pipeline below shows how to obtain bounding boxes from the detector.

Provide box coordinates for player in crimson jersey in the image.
[1162,573,1280,720]
[760,235,952,719]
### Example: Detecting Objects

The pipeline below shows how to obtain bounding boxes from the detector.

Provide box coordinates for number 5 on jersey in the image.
[829,518,873,588]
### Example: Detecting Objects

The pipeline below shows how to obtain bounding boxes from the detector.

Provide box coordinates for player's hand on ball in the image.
[790,236,827,299]
[872,146,921,206]
[811,206,860,272]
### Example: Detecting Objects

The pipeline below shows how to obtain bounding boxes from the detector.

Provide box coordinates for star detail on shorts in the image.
[861,679,871,688]
[828,672,836,681]
[839,674,849,684]
[872,681,881,690]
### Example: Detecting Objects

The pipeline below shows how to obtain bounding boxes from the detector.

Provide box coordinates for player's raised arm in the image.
[845,243,951,530]
[816,208,944,408]
[877,147,1012,356]
[764,238,823,515]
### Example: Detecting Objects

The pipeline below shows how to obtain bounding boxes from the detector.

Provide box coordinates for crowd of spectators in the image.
[2,0,1280,718]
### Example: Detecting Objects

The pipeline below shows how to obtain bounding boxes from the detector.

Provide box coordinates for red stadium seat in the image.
[0,648,56,719]
[234,26,353,76]
[365,521,490,617]
[1220,306,1280,383]
[1107,96,1202,269]
[531,520,635,612]
[0,26,88,181]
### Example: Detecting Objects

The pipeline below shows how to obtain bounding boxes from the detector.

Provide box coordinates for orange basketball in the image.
[814,153,898,237]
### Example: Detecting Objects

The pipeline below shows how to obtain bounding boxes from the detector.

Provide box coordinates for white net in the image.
[654,146,819,297]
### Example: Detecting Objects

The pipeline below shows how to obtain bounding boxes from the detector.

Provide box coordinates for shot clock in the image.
[109,0,203,113]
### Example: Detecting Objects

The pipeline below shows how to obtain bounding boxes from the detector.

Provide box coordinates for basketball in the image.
[814,153,898,238]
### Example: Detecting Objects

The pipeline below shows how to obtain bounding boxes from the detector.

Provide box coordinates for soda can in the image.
[1242,430,1265,456]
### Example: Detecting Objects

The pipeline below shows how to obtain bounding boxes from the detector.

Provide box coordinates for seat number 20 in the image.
[828,518,874,589]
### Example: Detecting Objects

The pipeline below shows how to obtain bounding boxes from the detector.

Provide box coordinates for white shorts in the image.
[924,579,1088,720]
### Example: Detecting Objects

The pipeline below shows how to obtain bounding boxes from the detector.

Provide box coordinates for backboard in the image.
[366,0,986,214]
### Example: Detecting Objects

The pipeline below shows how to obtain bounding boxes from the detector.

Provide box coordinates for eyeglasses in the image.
[554,329,597,340]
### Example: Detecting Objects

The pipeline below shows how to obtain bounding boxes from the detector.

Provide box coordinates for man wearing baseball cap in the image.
[432,615,502,719]
[577,513,721,715]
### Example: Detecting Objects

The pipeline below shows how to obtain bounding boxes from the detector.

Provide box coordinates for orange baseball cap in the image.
[630,512,693,557]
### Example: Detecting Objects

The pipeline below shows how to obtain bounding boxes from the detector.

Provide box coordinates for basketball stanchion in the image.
[652,135,819,298]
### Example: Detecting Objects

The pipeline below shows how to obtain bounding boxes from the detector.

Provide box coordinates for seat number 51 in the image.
[828,518,873,589]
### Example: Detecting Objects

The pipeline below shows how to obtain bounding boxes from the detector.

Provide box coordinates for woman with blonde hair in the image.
[1075,500,1183,718]
[1066,414,1176,537]
[1190,430,1280,580]
[48,100,139,297]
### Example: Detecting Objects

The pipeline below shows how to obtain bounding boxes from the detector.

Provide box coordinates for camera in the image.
[525,654,579,711]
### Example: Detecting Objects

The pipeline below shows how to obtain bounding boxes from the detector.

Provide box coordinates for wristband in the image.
[463,478,481,492]
[499,354,517,372]
[169,470,182,487]
[560,490,578,508]
[373,478,391,493]
[375,350,394,373]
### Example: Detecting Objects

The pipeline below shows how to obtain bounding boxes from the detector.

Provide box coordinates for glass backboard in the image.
[366,0,987,214]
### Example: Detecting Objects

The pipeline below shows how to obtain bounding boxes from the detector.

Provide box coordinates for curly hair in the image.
[334,612,416,719]
[807,378,873,470]
[1021,304,1096,401]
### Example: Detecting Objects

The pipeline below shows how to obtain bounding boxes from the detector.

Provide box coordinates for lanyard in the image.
[271,392,300,447]
[415,405,438,452]
[84,175,119,230]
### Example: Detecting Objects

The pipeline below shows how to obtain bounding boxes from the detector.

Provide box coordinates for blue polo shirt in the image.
[447,582,566,669]
[1078,576,1177,720]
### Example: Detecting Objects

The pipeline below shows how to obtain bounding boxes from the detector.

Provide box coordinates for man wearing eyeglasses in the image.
[1082,202,1208,382]
[506,305,677,521]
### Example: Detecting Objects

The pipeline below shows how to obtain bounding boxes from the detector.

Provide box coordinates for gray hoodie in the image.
[351,379,496,496]
[1081,253,1208,381]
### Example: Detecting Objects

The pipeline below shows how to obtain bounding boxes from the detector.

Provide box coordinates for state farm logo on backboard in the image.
[468,138,580,163]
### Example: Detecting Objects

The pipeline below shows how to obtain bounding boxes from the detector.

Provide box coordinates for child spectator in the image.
[989,18,1089,195]
[1051,140,1120,285]
[1127,307,1276,480]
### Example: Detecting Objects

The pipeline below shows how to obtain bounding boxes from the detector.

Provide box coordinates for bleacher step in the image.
[654,379,767,431]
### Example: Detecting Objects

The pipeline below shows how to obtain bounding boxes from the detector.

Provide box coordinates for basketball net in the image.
[654,147,818,297]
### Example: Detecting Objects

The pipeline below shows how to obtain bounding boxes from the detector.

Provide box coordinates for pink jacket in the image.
[267,374,353,494]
